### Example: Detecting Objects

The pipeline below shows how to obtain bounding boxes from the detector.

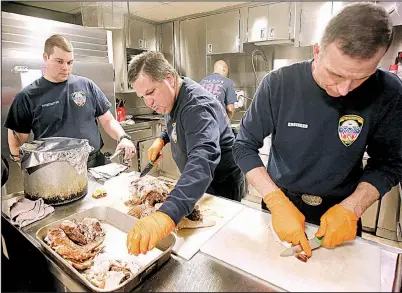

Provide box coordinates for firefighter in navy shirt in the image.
[4,35,135,167]
[233,3,402,256]
[200,60,237,119]
[125,51,244,255]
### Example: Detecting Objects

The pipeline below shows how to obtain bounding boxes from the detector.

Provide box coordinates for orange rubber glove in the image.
[264,189,312,257]
[315,204,358,248]
[126,211,175,255]
[148,138,164,161]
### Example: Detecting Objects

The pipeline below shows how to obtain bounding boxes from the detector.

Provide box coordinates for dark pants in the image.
[87,150,107,168]
[206,168,244,202]
[261,188,363,237]
[231,127,239,138]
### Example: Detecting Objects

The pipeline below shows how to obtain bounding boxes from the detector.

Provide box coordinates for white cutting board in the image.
[101,173,245,260]
[173,194,245,260]
[201,207,381,292]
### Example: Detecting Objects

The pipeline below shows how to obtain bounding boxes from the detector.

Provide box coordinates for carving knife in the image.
[280,236,323,257]
[140,153,161,177]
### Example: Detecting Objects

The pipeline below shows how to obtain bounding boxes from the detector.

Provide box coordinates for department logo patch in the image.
[71,91,87,106]
[172,122,177,143]
[338,115,364,147]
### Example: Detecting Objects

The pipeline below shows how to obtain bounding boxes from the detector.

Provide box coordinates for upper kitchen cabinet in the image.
[179,17,207,81]
[125,15,157,50]
[332,2,358,15]
[297,2,333,47]
[206,10,240,54]
[378,2,402,26]
[247,4,269,42]
[143,22,157,51]
[247,2,296,44]
[159,22,174,65]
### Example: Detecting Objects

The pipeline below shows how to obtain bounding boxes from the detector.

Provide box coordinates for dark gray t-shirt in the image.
[200,73,237,110]
[158,77,238,224]
[233,60,402,198]
[4,74,111,152]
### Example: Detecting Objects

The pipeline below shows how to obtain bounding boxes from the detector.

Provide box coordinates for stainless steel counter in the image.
[2,178,402,292]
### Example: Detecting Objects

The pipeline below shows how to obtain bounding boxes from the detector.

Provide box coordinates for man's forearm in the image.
[246,166,279,198]
[101,119,126,141]
[7,130,29,160]
[340,182,380,217]
[226,104,234,119]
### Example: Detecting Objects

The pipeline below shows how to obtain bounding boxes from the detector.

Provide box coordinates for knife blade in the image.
[140,153,161,177]
[280,236,323,257]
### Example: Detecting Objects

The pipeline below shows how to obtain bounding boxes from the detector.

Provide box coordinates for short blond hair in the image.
[44,34,73,56]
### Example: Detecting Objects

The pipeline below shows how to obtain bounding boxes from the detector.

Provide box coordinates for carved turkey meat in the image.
[127,176,170,206]
[45,217,105,270]
[127,176,216,229]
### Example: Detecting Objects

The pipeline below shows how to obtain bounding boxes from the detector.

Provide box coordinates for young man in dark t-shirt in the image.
[233,3,402,256]
[200,60,237,119]
[4,34,135,167]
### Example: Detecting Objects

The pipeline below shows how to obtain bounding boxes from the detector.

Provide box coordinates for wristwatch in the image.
[119,134,131,142]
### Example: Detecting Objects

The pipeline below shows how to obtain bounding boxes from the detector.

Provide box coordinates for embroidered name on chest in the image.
[287,122,308,129]
[42,101,60,108]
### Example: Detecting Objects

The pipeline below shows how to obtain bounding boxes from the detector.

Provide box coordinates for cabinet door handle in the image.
[268,27,275,39]
[145,40,148,49]
[260,28,266,40]
[207,44,213,53]
[139,39,144,48]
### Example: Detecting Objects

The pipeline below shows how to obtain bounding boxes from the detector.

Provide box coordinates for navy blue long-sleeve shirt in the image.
[158,77,237,224]
[233,60,402,198]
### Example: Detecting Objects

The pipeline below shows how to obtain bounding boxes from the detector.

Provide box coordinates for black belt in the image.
[281,187,348,207]
[88,150,102,162]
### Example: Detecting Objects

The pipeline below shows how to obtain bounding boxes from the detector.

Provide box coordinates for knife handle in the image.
[151,153,161,165]
[314,236,323,245]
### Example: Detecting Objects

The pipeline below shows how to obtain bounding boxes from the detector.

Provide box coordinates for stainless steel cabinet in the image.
[247,2,295,43]
[376,185,401,241]
[139,138,160,177]
[126,15,156,50]
[206,10,240,54]
[143,22,156,51]
[126,16,143,49]
[267,2,295,41]
[179,17,207,81]
[247,4,269,42]
[298,2,333,46]
[159,22,174,65]
[332,2,358,15]
[159,144,181,180]
[378,2,402,26]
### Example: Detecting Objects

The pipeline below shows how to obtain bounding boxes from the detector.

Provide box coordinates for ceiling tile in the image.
[134,4,190,22]
[128,2,164,14]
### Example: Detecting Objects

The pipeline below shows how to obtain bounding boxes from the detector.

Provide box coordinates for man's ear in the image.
[43,53,48,63]
[166,73,175,87]
[313,43,320,60]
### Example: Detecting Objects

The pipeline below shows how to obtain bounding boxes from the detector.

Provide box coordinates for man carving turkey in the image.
[233,3,402,256]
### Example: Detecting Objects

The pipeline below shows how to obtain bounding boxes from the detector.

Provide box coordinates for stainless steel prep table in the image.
[2,178,402,292]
